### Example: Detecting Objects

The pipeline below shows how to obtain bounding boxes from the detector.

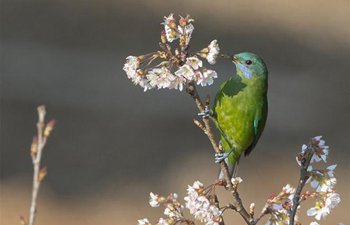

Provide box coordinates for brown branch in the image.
[253,210,269,225]
[186,82,253,225]
[289,143,313,225]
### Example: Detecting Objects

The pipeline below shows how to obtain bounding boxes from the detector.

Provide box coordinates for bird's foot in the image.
[198,107,212,119]
[214,147,235,163]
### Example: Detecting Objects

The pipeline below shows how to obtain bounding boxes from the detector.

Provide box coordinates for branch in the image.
[186,82,253,225]
[26,105,55,225]
[289,143,313,225]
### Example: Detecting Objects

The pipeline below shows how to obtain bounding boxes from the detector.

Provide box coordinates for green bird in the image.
[211,52,268,179]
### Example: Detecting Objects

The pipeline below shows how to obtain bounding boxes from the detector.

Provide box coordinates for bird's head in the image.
[229,52,268,80]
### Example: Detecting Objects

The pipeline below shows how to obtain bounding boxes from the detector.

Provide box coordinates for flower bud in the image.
[44,119,56,137]
[38,167,47,182]
[30,136,38,158]
[160,31,167,44]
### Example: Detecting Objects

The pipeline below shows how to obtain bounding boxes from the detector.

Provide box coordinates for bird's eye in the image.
[245,60,252,65]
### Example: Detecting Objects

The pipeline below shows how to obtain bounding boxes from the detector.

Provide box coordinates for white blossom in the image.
[193,196,211,221]
[196,69,217,86]
[231,177,243,185]
[156,218,169,225]
[301,144,308,153]
[157,67,174,89]
[131,74,152,92]
[184,181,222,225]
[207,40,220,64]
[325,192,340,209]
[178,23,194,46]
[123,56,140,79]
[138,218,151,225]
[175,64,195,80]
[310,136,329,163]
[146,67,175,89]
[311,177,337,193]
[163,203,183,220]
[145,70,159,88]
[192,181,204,189]
[307,202,331,220]
[168,193,178,200]
[124,14,220,92]
[310,222,320,225]
[149,192,160,207]
[168,75,185,91]
[282,184,295,195]
[162,14,178,42]
[186,56,203,70]
[206,205,222,225]
[326,164,337,177]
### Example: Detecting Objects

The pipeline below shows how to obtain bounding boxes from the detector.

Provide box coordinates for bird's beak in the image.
[232,56,239,64]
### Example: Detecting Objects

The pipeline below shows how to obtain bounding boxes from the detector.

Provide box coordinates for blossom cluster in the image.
[264,136,340,225]
[305,137,340,222]
[184,181,222,225]
[263,184,297,225]
[138,192,186,225]
[138,181,222,225]
[123,14,220,92]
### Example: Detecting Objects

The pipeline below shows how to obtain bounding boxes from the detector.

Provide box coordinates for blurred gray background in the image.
[1,0,349,224]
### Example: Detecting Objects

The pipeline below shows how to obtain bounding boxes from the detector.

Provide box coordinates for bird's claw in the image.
[214,147,235,164]
[215,152,229,163]
[198,107,212,119]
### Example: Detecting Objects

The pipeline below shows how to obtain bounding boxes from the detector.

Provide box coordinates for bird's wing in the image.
[244,97,268,156]
[212,75,246,118]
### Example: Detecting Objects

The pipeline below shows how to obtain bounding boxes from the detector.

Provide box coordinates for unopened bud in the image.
[200,47,209,54]
[179,17,188,26]
[30,137,38,158]
[38,167,47,182]
[37,105,46,123]
[169,30,177,39]
[158,51,167,59]
[249,203,255,217]
[205,95,210,106]
[168,20,176,29]
[158,196,166,203]
[161,30,167,44]
[179,36,185,47]
[193,119,205,131]
[168,218,175,225]
[167,204,175,211]
[44,119,56,137]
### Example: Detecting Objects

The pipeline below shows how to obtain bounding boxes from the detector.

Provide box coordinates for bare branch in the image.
[27,105,55,225]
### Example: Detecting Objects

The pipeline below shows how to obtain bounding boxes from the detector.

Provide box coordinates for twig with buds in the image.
[24,105,55,225]
[288,140,317,225]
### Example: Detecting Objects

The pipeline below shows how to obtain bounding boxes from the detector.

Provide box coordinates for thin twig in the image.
[289,143,313,225]
[253,212,268,225]
[27,105,54,225]
[186,82,253,225]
